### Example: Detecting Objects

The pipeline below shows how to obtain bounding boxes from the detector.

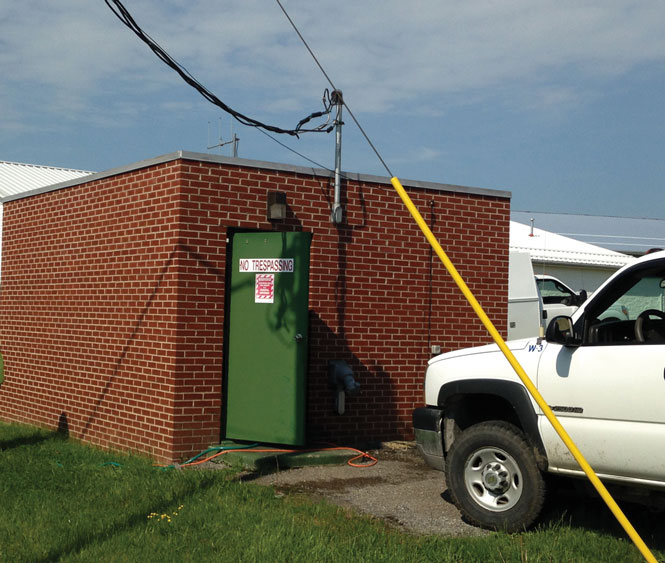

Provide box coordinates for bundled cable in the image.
[105,0,334,137]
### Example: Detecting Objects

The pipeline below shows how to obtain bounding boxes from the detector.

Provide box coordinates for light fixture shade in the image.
[267,191,287,221]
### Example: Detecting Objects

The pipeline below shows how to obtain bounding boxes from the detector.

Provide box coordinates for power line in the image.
[105,0,334,137]
[274,0,339,95]
[275,0,393,177]
[256,127,359,187]
[106,0,394,177]
[256,127,330,171]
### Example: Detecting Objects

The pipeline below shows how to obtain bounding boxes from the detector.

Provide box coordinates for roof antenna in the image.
[207,118,239,157]
[230,119,239,158]
[207,118,223,153]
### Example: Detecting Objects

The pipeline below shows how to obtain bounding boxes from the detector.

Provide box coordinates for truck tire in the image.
[445,420,546,532]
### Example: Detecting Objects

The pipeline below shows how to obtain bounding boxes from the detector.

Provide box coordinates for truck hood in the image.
[424,337,545,406]
[428,337,536,365]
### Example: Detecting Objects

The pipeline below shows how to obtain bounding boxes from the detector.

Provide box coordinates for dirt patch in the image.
[285,475,389,492]
[238,441,487,537]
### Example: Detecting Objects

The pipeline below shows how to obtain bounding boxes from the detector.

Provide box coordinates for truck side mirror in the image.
[545,316,581,347]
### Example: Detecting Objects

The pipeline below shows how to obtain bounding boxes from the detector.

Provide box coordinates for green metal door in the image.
[225,231,312,445]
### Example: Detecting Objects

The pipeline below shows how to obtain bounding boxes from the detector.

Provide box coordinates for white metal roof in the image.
[512,211,665,255]
[510,220,635,268]
[0,160,93,198]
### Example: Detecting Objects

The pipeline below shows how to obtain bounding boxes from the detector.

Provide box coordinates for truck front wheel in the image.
[445,421,546,532]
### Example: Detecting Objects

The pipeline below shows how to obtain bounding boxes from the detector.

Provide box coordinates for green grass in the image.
[0,421,662,562]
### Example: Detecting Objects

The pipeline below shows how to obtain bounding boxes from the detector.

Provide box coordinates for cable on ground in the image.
[157,444,377,470]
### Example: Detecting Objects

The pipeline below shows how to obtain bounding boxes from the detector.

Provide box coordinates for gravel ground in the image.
[239,441,487,537]
[227,441,665,552]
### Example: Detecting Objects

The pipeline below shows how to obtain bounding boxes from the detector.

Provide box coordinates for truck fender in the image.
[437,379,548,469]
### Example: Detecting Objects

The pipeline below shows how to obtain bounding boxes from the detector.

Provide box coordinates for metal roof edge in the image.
[179,151,511,199]
[0,159,93,174]
[510,245,635,268]
[2,150,511,203]
[1,152,185,203]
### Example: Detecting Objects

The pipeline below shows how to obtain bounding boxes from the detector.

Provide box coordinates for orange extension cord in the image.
[171,445,378,469]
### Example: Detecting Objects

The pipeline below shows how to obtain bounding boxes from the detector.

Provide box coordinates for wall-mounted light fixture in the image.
[267,191,287,221]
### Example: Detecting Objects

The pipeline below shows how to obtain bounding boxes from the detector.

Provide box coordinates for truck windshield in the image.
[584,263,665,345]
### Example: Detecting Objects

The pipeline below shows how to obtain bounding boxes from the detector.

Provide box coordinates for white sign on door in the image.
[255,274,274,303]
[239,258,294,273]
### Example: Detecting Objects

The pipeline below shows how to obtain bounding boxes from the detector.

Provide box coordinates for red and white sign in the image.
[239,258,294,273]
[255,274,274,303]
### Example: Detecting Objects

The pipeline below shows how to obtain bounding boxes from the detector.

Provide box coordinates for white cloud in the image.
[3,1,665,128]
[390,146,444,166]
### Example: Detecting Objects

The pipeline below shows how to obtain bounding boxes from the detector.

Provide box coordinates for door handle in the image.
[294,333,303,343]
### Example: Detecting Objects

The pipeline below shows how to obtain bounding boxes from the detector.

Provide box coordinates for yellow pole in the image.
[390,177,657,563]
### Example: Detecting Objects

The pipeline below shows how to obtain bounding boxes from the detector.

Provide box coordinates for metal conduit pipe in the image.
[331,89,344,224]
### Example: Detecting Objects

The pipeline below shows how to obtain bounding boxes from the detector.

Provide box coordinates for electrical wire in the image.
[157,444,378,469]
[106,0,392,177]
[255,127,357,185]
[274,0,394,177]
[104,0,335,137]
[274,0,338,98]
[256,125,330,171]
[157,443,259,470]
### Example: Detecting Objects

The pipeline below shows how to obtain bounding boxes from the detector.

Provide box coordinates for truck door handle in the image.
[294,333,303,343]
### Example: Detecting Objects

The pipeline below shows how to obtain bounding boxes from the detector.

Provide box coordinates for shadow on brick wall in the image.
[306,312,402,446]
[79,248,179,440]
[305,183,410,445]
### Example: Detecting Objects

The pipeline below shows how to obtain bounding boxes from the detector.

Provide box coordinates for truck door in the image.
[537,260,665,482]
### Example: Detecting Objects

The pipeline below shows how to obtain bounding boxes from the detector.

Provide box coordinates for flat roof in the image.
[2,151,511,203]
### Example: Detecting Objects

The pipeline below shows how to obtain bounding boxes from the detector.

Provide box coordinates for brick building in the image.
[0,151,510,461]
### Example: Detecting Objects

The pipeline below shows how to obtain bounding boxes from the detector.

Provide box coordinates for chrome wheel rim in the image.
[463,446,523,512]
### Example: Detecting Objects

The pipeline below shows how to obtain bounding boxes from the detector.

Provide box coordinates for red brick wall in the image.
[0,156,509,461]
[0,162,183,458]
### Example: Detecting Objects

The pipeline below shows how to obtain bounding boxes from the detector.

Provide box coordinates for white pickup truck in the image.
[413,250,665,532]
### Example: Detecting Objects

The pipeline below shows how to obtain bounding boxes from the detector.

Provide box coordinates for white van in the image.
[508,252,586,339]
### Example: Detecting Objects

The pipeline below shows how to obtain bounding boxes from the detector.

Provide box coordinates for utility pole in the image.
[331,90,343,224]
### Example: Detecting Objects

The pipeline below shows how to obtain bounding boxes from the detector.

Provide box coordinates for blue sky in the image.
[3,1,665,218]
